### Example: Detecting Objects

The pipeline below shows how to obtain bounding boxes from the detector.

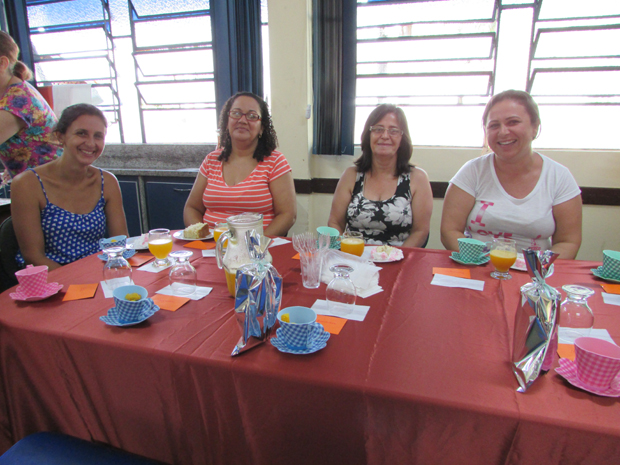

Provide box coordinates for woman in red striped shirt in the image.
[184,92,297,236]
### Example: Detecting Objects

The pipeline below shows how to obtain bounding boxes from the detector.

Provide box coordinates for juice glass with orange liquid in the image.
[489,238,517,280]
[213,223,228,244]
[340,231,365,257]
[148,228,173,268]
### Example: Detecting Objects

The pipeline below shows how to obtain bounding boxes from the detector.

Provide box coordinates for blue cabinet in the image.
[117,176,142,238]
[144,177,195,231]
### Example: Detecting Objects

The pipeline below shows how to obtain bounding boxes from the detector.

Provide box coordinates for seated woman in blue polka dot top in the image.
[11,103,128,270]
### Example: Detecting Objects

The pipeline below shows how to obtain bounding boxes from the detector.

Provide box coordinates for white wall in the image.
[267,0,620,261]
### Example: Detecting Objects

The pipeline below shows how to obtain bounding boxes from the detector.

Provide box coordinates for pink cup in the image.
[15,265,49,297]
[574,337,620,390]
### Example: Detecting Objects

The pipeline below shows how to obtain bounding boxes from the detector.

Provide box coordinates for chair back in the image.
[0,217,19,292]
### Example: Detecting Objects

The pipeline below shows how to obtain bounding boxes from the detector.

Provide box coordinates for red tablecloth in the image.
[0,239,619,464]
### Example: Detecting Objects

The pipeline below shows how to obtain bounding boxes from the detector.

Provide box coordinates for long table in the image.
[0,240,619,464]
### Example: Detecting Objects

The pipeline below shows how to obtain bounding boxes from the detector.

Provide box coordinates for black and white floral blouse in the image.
[345,171,412,246]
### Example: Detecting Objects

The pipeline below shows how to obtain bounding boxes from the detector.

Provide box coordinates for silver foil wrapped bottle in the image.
[512,249,561,392]
[231,229,283,356]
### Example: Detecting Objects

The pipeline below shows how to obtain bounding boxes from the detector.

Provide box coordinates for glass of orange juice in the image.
[213,222,228,244]
[489,238,517,280]
[148,228,173,268]
[340,231,365,257]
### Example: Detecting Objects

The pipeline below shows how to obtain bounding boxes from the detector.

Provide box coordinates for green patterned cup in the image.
[602,250,620,279]
[457,238,488,263]
[317,226,341,249]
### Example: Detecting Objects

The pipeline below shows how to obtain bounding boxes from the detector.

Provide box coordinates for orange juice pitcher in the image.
[215,213,272,296]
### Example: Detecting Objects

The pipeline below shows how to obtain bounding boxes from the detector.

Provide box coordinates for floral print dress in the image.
[345,171,413,246]
[0,81,61,179]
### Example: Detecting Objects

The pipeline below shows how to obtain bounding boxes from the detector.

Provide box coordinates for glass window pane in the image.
[31,29,109,56]
[535,29,620,58]
[35,57,114,82]
[358,36,493,62]
[357,75,491,97]
[131,0,209,16]
[137,81,215,105]
[135,49,213,77]
[531,70,620,96]
[539,0,620,20]
[27,0,105,28]
[135,16,211,47]
[143,109,217,143]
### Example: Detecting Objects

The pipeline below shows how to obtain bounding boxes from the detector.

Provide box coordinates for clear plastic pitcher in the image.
[215,213,272,296]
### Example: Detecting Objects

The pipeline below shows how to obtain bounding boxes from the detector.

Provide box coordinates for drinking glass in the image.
[148,228,173,268]
[326,265,356,316]
[559,285,595,341]
[169,250,197,296]
[213,222,228,244]
[103,245,132,290]
[489,238,517,280]
[340,231,365,257]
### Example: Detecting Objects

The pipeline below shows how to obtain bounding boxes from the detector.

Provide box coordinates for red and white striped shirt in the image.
[199,149,292,227]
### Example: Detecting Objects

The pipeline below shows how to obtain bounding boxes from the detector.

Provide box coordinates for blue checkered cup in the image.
[457,238,489,263]
[316,226,341,250]
[100,235,127,251]
[277,306,324,350]
[112,285,153,323]
[602,250,620,279]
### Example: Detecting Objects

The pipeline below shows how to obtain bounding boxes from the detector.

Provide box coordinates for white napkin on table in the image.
[320,249,382,298]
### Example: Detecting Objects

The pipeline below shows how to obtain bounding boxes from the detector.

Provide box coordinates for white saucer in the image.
[270,327,330,354]
[98,248,137,261]
[555,358,620,397]
[591,267,620,283]
[173,230,214,241]
[10,282,63,302]
[100,302,159,326]
[449,252,490,266]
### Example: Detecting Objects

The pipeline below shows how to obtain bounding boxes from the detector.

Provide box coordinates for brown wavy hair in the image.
[217,92,278,162]
[0,31,33,81]
[54,103,107,135]
[355,104,414,176]
[482,90,541,133]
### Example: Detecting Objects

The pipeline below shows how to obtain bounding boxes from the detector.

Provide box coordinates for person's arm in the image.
[183,173,208,226]
[550,195,582,259]
[0,109,26,145]
[327,167,357,234]
[440,183,476,251]
[402,167,433,248]
[10,170,62,270]
[102,171,128,237]
[265,171,296,237]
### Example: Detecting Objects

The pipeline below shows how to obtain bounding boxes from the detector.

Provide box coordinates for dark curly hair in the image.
[355,104,414,176]
[217,92,278,162]
[54,103,107,135]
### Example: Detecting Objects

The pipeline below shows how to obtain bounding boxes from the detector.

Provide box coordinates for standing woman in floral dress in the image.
[328,104,433,247]
[0,31,60,184]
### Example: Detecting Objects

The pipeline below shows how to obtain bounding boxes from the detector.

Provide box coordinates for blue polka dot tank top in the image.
[16,168,107,266]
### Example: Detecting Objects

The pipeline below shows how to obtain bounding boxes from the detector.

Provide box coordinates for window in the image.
[23,0,268,144]
[356,0,620,150]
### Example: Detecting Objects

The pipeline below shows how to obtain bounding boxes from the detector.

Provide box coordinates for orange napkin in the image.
[601,283,620,294]
[184,241,216,250]
[317,315,347,335]
[558,343,576,361]
[128,253,154,267]
[292,253,300,260]
[151,294,191,311]
[432,267,471,279]
[63,283,98,301]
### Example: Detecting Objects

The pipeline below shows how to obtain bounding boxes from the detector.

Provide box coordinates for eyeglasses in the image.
[369,126,403,137]
[229,109,261,121]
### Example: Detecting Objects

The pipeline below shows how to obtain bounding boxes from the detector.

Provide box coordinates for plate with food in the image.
[364,245,404,263]
[173,223,213,241]
[126,234,149,251]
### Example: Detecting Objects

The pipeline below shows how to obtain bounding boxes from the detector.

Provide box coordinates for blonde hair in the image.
[0,31,33,81]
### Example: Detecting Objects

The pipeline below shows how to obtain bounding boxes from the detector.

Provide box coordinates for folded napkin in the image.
[320,249,382,297]
[430,274,484,291]
[602,292,620,306]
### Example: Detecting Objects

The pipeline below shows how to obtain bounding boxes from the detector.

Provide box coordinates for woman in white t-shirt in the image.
[440,90,582,259]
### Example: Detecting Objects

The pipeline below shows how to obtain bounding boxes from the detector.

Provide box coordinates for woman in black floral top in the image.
[328,104,433,247]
